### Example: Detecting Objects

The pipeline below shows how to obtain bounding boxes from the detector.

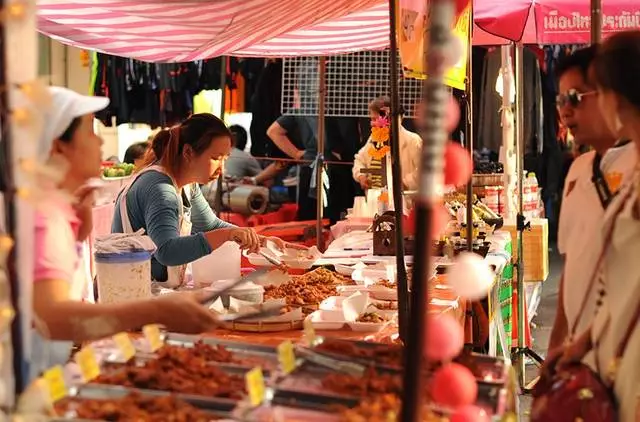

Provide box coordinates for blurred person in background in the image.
[224,125,261,180]
[123,141,149,168]
[547,46,636,361]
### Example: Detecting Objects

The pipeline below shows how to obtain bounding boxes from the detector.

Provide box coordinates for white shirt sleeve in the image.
[400,131,422,191]
[353,141,370,182]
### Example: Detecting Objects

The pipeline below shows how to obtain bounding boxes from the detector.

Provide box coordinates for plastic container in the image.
[192,242,241,288]
[95,250,152,304]
[207,279,265,308]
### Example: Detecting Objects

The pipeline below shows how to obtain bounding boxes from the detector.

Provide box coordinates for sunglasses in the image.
[556,89,597,108]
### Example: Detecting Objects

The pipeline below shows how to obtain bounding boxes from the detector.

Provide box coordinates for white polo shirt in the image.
[558,142,637,343]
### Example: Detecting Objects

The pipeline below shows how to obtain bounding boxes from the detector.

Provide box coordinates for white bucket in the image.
[95,250,152,303]
[192,242,241,287]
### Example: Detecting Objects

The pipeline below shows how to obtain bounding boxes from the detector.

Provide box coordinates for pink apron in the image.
[118,165,192,288]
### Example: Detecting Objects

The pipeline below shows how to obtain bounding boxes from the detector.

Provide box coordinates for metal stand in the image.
[387,0,409,343]
[510,44,543,393]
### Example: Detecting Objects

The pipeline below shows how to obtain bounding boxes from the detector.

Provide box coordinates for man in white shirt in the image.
[549,46,637,358]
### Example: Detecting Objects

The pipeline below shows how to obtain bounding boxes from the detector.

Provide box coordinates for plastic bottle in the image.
[522,171,532,219]
[527,172,539,218]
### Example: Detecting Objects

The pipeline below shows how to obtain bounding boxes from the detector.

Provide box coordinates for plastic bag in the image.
[94,229,155,254]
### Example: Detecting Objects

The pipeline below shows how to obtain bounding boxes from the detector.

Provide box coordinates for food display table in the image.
[320,228,513,361]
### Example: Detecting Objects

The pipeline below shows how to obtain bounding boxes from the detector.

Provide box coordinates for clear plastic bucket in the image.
[95,250,152,304]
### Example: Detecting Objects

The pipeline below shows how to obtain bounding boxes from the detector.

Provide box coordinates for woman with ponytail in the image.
[112,114,289,286]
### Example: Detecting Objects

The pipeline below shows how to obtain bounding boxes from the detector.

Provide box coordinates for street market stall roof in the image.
[38,0,514,62]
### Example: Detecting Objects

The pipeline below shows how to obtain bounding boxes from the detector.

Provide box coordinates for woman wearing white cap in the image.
[31,87,219,376]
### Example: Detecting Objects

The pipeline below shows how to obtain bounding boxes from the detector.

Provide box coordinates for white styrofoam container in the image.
[192,242,241,285]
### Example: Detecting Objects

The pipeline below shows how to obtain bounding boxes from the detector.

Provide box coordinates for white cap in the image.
[37,86,109,162]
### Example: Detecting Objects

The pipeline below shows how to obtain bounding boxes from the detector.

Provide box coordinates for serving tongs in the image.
[294,346,365,376]
[219,303,287,322]
[258,250,289,272]
[198,267,270,306]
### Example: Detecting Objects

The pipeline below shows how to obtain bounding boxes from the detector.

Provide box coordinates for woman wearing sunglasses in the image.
[549,31,640,422]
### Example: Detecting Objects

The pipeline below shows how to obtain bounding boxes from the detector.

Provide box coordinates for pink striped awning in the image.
[38,0,513,62]
[37,0,385,62]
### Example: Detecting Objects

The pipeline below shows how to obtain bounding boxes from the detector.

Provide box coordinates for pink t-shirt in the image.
[34,197,82,283]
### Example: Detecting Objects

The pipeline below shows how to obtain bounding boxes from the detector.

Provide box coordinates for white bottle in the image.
[527,172,540,218]
[522,171,532,219]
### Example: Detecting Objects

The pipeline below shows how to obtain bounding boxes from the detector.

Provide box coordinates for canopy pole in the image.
[213,56,228,215]
[464,2,474,252]
[590,0,602,44]
[401,0,456,419]
[315,57,326,251]
[0,6,26,396]
[387,0,409,344]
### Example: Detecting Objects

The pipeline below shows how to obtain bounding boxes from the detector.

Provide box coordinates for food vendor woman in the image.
[111,113,292,286]
[31,87,219,378]
[353,96,422,192]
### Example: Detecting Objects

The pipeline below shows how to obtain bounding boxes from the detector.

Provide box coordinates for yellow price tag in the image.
[277,341,296,374]
[113,332,136,361]
[75,346,100,382]
[143,324,164,352]
[303,319,316,344]
[42,365,67,402]
[245,367,266,407]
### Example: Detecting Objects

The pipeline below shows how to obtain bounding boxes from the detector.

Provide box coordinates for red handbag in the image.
[530,299,639,422]
[531,363,617,422]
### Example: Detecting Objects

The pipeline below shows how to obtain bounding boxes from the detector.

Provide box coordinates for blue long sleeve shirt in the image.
[111,170,232,281]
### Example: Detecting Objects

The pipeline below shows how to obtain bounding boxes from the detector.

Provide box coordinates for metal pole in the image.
[401,0,456,419]
[213,56,228,215]
[464,3,473,253]
[0,15,26,395]
[514,42,527,387]
[315,57,326,251]
[590,0,602,44]
[387,0,409,344]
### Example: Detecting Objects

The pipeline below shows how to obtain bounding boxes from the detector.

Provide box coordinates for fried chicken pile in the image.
[315,340,404,368]
[321,368,401,397]
[338,394,443,422]
[263,268,344,307]
[374,279,396,289]
[164,342,271,369]
[356,313,387,324]
[55,392,218,421]
[95,346,245,399]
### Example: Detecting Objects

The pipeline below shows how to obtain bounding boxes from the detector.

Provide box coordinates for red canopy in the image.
[475,0,640,44]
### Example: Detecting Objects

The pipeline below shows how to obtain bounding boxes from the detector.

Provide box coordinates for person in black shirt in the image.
[267,113,319,221]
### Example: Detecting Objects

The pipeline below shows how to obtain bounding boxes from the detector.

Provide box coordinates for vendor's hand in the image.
[154,291,219,334]
[73,184,99,242]
[229,227,261,253]
[294,150,305,160]
[358,175,370,190]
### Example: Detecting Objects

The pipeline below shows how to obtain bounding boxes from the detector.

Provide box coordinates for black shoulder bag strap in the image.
[591,140,632,209]
[592,153,613,209]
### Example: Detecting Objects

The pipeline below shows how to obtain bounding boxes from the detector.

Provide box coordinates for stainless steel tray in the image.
[52,384,235,421]
[166,334,279,370]
[90,361,249,402]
